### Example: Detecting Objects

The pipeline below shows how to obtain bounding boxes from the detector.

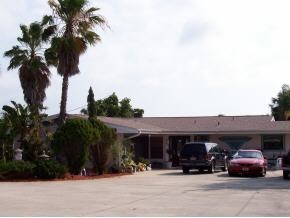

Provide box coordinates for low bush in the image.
[0,160,35,180]
[34,160,67,180]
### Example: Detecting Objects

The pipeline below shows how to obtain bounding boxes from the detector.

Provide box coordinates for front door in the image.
[169,136,190,166]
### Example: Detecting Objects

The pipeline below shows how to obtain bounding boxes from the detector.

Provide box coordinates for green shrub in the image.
[89,118,116,175]
[138,157,150,166]
[34,160,67,180]
[0,160,35,180]
[52,118,97,174]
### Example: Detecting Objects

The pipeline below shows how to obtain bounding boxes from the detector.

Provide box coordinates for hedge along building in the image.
[98,115,290,167]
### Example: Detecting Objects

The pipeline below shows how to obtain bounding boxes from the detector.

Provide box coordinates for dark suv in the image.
[179,142,228,174]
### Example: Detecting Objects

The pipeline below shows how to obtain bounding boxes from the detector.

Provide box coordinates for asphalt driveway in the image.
[0,169,289,216]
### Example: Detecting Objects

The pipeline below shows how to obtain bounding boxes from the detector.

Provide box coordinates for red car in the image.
[228,149,267,177]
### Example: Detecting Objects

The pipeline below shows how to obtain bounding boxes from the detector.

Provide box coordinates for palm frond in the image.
[44,48,58,66]
[42,25,57,42]
[19,24,31,44]
[2,105,18,118]
[85,7,99,15]
[7,55,29,70]
[29,22,42,43]
[83,31,100,45]
[41,15,54,26]
[90,15,106,27]
[4,46,28,58]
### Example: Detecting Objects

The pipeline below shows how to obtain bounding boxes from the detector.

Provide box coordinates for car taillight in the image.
[203,154,209,160]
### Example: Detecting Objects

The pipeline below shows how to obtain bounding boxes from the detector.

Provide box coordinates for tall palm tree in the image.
[270,84,290,121]
[45,0,107,125]
[4,17,56,112]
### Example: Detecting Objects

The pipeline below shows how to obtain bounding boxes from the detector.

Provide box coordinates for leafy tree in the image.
[133,108,144,118]
[120,98,133,118]
[45,0,107,125]
[81,92,144,118]
[103,92,120,117]
[4,18,55,112]
[89,118,116,175]
[80,108,88,115]
[87,87,97,119]
[51,118,98,174]
[95,99,107,116]
[270,84,290,121]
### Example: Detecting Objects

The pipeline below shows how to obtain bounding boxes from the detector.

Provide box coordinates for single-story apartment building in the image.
[46,114,290,167]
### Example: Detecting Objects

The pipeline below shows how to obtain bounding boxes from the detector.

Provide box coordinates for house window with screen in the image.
[262,135,284,150]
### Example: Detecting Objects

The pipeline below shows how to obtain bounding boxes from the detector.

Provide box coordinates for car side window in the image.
[218,146,225,154]
[209,145,219,153]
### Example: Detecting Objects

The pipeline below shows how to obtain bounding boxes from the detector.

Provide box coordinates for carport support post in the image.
[148,134,151,161]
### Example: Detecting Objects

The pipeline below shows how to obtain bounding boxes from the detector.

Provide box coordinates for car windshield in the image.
[233,151,262,159]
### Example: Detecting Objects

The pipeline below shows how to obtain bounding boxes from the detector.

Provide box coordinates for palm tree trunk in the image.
[58,73,69,126]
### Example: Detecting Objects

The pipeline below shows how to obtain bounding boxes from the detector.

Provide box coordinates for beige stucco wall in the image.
[210,134,290,158]
[140,133,290,162]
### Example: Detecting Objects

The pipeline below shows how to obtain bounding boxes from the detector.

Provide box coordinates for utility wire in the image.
[67,104,87,113]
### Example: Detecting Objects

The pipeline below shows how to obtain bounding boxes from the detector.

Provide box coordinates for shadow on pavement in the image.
[156,168,226,176]
[156,169,290,190]
[200,175,290,191]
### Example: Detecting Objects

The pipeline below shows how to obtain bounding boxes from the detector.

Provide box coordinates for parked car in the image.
[228,149,267,177]
[179,142,228,174]
[282,152,290,179]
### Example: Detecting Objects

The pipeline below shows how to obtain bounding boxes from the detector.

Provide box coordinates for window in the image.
[262,135,284,151]
[219,136,251,150]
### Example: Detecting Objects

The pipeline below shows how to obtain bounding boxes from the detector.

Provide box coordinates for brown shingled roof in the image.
[98,115,290,134]
[46,114,290,134]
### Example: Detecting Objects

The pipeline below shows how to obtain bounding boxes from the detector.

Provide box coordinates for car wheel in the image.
[198,168,204,173]
[182,166,190,174]
[283,171,289,179]
[208,162,215,173]
[221,161,228,172]
[228,172,235,177]
[260,167,266,177]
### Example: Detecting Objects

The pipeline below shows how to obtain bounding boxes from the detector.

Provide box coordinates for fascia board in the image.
[139,130,290,135]
[105,123,139,134]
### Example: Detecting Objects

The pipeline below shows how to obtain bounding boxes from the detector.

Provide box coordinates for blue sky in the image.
[1,0,290,117]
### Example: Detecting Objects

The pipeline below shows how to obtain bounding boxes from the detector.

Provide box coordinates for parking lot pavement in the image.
[0,169,290,216]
